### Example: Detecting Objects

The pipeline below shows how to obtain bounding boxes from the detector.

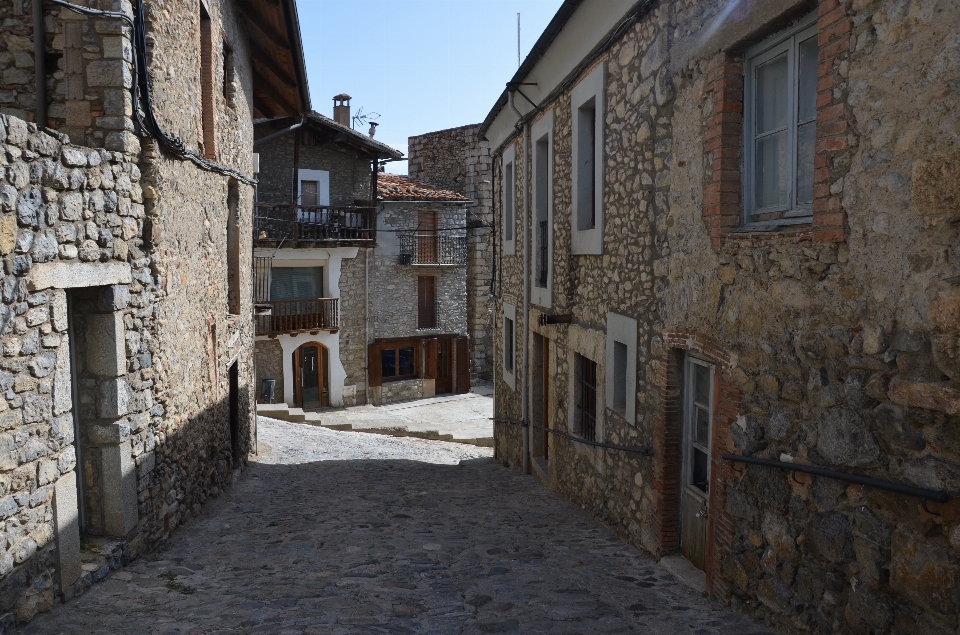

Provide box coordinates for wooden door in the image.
[680,356,713,571]
[436,339,452,394]
[418,276,437,329]
[417,210,438,264]
[297,344,324,408]
[455,336,470,394]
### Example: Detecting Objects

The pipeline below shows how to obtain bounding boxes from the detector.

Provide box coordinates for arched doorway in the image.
[292,342,330,408]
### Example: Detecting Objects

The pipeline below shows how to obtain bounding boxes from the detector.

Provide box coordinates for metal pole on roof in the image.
[517,13,521,68]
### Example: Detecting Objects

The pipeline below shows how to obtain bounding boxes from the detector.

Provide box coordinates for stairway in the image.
[255,403,353,431]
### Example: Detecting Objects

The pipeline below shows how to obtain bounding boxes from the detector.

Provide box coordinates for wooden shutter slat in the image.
[424,339,438,379]
[368,343,382,388]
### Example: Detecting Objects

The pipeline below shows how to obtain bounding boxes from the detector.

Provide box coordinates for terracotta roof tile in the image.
[377,173,470,202]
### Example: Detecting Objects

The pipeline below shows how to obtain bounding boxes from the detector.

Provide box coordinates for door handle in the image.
[696,506,708,519]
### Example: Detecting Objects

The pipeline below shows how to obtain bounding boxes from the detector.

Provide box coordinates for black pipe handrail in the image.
[723,454,951,504]
[491,418,653,456]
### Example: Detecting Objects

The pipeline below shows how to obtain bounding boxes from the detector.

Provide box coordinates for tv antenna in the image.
[517,13,521,67]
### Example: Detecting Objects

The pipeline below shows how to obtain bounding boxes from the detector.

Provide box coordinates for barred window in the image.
[574,353,597,441]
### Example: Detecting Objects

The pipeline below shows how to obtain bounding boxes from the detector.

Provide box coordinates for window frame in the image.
[574,353,598,442]
[380,340,420,383]
[742,12,818,225]
[502,144,517,256]
[502,302,516,390]
[682,355,714,500]
[531,110,554,308]
[571,63,604,255]
[604,312,637,424]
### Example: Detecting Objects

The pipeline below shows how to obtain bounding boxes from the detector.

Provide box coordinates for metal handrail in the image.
[254,203,377,243]
[491,418,653,456]
[723,454,951,504]
[399,232,467,265]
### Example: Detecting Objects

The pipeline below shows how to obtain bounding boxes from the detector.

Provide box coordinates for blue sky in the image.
[295,0,565,174]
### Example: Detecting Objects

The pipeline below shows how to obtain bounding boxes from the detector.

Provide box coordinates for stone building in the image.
[408,125,494,381]
[0,0,307,628]
[369,172,471,405]
[252,109,401,410]
[482,0,960,633]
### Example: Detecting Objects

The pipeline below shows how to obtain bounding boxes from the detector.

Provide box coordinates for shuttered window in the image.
[270,267,323,301]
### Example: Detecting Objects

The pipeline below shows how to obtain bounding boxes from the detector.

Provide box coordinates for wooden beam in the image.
[251,54,299,115]
[236,0,288,51]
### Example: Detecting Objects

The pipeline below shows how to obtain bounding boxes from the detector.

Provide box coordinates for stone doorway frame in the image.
[28,262,137,596]
[652,330,741,597]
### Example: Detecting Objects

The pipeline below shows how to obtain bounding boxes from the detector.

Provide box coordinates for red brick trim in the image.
[653,330,742,599]
[702,0,854,249]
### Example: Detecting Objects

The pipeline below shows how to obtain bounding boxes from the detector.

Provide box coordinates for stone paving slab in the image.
[314,385,494,446]
[21,418,773,635]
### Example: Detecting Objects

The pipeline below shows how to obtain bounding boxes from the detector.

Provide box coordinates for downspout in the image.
[33,0,46,126]
[511,90,531,476]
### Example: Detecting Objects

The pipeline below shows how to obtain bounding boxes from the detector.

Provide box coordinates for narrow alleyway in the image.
[23,419,772,635]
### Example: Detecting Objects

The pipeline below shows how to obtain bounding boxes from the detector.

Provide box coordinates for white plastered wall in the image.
[571,63,605,255]
[605,311,637,425]
[531,109,554,308]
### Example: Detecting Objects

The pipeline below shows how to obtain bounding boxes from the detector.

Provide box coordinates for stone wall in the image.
[254,339,283,403]
[0,0,258,624]
[338,251,367,407]
[491,0,960,633]
[371,378,423,406]
[408,125,493,381]
[254,128,374,206]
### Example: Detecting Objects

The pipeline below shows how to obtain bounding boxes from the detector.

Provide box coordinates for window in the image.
[226,179,240,314]
[571,63,604,255]
[269,267,323,301]
[297,169,330,221]
[301,181,318,206]
[605,312,637,424]
[531,110,553,307]
[684,357,713,494]
[502,144,516,255]
[222,40,236,109]
[417,276,438,330]
[574,353,597,441]
[502,302,516,390]
[199,2,216,159]
[381,342,418,382]
[744,13,818,223]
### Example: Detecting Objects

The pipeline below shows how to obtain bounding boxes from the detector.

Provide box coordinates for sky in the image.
[295,0,565,174]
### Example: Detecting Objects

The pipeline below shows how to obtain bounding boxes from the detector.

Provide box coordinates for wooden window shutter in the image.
[455,336,470,393]
[368,342,382,387]
[424,339,438,379]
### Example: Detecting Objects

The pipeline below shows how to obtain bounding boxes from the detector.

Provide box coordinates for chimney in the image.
[333,94,351,127]
[368,121,378,138]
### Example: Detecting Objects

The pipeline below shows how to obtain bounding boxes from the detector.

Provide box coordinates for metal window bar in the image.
[417,300,440,330]
[537,220,548,286]
[399,233,467,265]
[575,354,597,442]
[254,203,377,243]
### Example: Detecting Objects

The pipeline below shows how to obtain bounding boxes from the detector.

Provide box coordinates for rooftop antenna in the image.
[517,13,521,67]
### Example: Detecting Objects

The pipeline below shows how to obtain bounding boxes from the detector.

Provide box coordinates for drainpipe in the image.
[33,0,46,126]
[510,90,531,475]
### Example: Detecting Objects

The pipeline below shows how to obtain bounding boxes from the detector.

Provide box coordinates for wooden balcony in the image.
[255,298,339,335]
[254,203,377,247]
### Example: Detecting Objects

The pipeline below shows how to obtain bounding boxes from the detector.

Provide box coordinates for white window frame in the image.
[683,354,714,501]
[531,110,554,308]
[605,312,637,425]
[743,12,818,225]
[571,63,604,255]
[296,169,330,221]
[501,145,517,256]
[502,302,516,390]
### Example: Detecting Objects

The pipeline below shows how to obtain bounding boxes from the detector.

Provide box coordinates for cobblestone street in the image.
[22,418,772,635]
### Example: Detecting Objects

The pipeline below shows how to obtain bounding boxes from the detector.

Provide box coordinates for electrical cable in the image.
[50,0,257,185]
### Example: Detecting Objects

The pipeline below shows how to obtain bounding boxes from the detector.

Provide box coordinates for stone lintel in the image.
[27,261,132,291]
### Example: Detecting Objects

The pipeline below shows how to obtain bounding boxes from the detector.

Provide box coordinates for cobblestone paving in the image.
[23,418,772,635]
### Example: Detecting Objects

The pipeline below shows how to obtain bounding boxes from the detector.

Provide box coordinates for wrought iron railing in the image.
[417,300,441,330]
[254,298,339,335]
[399,232,467,266]
[254,204,376,243]
[254,256,272,303]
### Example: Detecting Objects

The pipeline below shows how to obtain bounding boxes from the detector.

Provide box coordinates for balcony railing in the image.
[254,204,376,244]
[417,300,441,330]
[255,298,339,335]
[399,232,467,266]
